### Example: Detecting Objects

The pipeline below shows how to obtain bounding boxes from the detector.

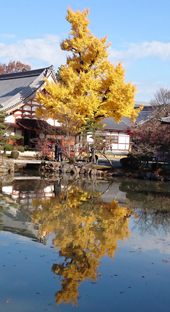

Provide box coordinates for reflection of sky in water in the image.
[1,226,170,312]
[124,217,170,255]
[0,178,170,311]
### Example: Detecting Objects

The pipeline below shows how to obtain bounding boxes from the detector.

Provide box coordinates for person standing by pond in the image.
[55,144,63,162]
[58,145,63,162]
[55,144,58,161]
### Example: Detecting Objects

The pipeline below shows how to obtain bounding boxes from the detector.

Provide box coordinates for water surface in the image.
[0,175,170,311]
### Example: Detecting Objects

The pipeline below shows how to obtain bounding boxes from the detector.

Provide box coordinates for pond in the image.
[0,174,170,311]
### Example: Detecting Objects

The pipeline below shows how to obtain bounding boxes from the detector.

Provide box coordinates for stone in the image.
[80,168,86,174]
[60,167,67,174]
[61,162,70,168]
[113,170,124,177]
[90,169,97,175]
[132,173,139,178]
[124,172,131,177]
[85,168,91,175]
[54,167,60,172]
[66,167,71,173]
[69,164,76,173]
[51,162,61,168]
[163,175,170,181]
[96,170,103,176]
[74,166,80,174]
[0,167,9,173]
[145,172,151,179]
[139,171,145,179]
[150,173,159,180]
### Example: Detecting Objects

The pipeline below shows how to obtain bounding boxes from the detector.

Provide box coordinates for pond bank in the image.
[1,157,170,182]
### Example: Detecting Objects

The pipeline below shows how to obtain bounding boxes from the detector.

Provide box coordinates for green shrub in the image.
[5,145,14,151]
[120,156,140,169]
[24,145,29,151]
[140,154,153,161]
[17,146,25,152]
[11,148,19,159]
[151,162,158,170]
[69,156,76,163]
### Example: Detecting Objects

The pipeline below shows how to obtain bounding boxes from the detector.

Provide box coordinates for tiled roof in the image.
[135,101,151,108]
[101,103,152,131]
[135,110,151,122]
[0,66,55,112]
[0,68,151,131]
[159,116,170,124]
[101,117,132,131]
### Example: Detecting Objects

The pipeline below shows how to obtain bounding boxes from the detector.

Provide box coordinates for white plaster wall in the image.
[5,129,14,135]
[5,115,15,123]
[2,186,13,194]
[112,144,118,149]
[119,135,129,143]
[87,134,93,143]
[47,118,54,126]
[55,120,62,126]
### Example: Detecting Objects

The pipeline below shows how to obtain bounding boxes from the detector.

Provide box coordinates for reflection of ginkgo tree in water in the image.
[31,183,135,306]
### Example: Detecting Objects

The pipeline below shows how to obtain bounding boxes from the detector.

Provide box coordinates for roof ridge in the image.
[0,66,51,80]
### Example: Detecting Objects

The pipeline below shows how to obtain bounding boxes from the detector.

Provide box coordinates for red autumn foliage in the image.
[0,61,31,74]
[129,120,170,159]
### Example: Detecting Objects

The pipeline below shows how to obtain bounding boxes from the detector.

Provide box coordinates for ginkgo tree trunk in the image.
[36,7,140,155]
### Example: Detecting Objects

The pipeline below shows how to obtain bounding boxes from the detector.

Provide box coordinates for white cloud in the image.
[109,41,170,64]
[0,36,170,70]
[0,34,16,39]
[107,40,170,101]
[0,36,169,102]
[124,232,170,255]
[134,80,170,102]
[0,34,66,69]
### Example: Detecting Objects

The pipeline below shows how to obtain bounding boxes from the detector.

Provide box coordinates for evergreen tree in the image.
[0,111,23,155]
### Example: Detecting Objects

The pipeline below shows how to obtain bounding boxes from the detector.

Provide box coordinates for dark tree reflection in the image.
[120,179,170,234]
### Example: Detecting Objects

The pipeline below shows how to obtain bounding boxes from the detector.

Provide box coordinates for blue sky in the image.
[0,0,170,102]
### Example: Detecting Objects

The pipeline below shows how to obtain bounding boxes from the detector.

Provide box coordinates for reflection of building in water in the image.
[2,206,40,240]
[2,180,55,211]
[1,179,53,242]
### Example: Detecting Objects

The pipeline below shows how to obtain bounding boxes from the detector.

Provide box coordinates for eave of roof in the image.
[101,117,132,131]
[4,122,20,129]
[101,104,152,131]
[0,65,55,113]
[17,118,65,134]
[159,116,170,124]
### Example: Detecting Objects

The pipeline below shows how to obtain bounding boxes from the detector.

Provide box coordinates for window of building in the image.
[110,136,118,143]
[23,105,31,111]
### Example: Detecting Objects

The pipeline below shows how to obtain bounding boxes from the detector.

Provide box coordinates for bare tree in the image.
[127,87,170,165]
[150,87,170,118]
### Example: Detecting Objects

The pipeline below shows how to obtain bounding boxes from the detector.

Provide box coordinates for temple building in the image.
[0,66,64,148]
[0,66,151,154]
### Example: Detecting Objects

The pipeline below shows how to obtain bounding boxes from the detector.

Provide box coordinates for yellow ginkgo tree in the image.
[36,7,140,156]
[31,182,136,306]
